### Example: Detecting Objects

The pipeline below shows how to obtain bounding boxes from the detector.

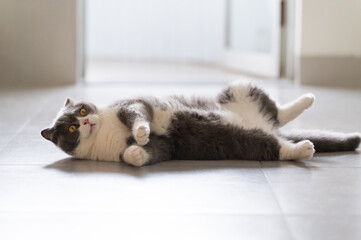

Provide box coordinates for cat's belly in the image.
[90,127,130,161]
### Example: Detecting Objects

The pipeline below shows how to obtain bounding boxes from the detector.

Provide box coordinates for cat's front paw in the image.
[134,125,150,146]
[123,145,149,167]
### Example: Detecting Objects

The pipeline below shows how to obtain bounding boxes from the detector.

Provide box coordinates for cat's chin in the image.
[79,124,98,139]
[89,123,97,134]
[87,124,99,138]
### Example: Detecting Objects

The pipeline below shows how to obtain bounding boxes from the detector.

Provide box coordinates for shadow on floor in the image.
[44,157,311,177]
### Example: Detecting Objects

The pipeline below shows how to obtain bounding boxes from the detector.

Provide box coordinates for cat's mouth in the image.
[89,123,96,134]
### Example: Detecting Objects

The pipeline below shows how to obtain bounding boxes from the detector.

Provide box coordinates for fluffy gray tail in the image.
[281,130,361,152]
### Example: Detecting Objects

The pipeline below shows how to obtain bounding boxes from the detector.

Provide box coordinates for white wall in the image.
[301,0,361,56]
[86,0,225,63]
[295,0,361,87]
[0,0,79,87]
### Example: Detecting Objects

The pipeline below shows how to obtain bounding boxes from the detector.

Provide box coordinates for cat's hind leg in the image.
[122,134,171,167]
[217,81,280,127]
[278,138,315,160]
[218,81,315,128]
[278,93,315,127]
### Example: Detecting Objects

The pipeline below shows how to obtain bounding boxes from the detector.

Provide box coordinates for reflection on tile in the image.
[0,137,69,164]
[261,151,361,168]
[0,163,281,215]
[286,215,361,240]
[45,158,261,177]
[0,213,292,240]
[263,167,361,215]
[306,151,361,168]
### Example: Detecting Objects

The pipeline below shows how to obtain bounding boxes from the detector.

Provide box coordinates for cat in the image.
[41,81,361,167]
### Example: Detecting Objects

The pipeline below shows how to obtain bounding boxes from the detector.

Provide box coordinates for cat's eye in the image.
[79,108,87,116]
[68,125,77,133]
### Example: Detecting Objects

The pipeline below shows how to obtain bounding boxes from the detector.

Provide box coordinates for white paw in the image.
[295,140,315,159]
[134,125,150,146]
[123,145,149,167]
[301,93,315,109]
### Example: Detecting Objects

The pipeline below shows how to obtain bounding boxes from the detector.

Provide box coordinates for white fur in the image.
[150,106,173,135]
[76,114,99,139]
[123,145,150,167]
[133,118,150,146]
[279,139,315,160]
[278,93,315,127]
[221,82,276,133]
[74,107,131,162]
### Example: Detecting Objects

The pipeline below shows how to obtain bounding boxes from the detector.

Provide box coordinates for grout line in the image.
[260,161,297,240]
[0,101,49,153]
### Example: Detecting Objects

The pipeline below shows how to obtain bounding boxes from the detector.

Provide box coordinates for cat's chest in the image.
[91,110,131,161]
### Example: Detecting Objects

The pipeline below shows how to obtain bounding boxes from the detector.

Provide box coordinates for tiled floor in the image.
[1,79,361,240]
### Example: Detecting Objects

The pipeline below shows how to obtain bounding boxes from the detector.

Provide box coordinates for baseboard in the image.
[300,56,361,88]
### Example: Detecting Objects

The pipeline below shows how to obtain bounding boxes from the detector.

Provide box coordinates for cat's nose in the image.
[83,119,90,125]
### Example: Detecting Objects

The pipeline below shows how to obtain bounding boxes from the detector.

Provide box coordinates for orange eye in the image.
[79,108,87,116]
[68,125,77,133]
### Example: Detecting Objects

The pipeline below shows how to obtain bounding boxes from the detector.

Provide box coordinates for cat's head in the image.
[41,98,99,155]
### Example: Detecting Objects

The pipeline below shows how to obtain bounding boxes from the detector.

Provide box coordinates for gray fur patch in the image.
[41,101,98,155]
[43,114,80,154]
[167,111,280,160]
[126,110,281,163]
[142,134,172,165]
[144,96,168,110]
[282,130,361,152]
[248,86,279,126]
[73,101,97,115]
[170,95,218,110]
[117,108,138,129]
[115,99,154,129]
[217,87,234,104]
[126,136,136,145]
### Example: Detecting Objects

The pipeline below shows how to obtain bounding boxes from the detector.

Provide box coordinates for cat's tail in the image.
[281,130,361,152]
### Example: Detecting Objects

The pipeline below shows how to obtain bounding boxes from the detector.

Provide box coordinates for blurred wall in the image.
[298,0,361,87]
[86,0,225,63]
[0,0,78,87]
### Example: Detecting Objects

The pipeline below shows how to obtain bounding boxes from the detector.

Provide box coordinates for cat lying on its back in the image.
[41,81,361,167]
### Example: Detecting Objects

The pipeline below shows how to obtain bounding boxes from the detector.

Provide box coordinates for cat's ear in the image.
[41,128,54,142]
[65,98,74,107]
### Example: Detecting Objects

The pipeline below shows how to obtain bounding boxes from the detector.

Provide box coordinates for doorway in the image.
[83,0,293,83]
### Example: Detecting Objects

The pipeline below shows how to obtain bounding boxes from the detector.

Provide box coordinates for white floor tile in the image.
[263,166,361,215]
[0,213,292,240]
[0,162,282,215]
[286,215,361,240]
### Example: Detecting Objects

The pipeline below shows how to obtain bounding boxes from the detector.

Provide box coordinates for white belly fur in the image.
[74,108,131,161]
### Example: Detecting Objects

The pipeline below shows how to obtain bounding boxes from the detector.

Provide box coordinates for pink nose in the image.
[83,119,90,125]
